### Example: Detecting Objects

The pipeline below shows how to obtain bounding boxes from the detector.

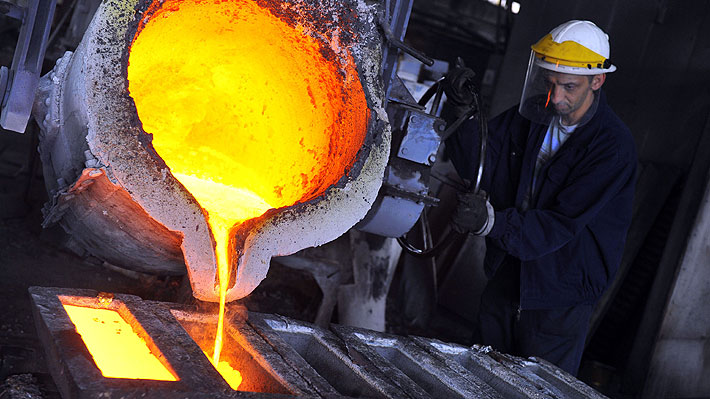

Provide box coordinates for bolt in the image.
[428,154,436,163]
[401,147,408,155]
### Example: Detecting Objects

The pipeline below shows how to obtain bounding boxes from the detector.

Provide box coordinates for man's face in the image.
[543,71,604,124]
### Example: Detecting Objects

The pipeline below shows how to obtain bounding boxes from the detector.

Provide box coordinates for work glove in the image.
[451,191,495,236]
[443,66,476,107]
[442,59,477,119]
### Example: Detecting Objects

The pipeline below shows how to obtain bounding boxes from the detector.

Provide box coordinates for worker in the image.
[443,20,637,376]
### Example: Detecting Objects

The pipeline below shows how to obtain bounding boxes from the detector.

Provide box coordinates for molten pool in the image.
[62,304,178,381]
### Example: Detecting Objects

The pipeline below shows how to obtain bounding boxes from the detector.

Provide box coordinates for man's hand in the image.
[451,191,495,236]
[442,62,477,122]
[443,66,477,107]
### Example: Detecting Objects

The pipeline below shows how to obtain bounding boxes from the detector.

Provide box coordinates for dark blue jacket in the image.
[446,91,637,309]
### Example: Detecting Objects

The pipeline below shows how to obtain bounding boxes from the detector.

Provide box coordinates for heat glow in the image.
[62,304,178,381]
[127,0,368,375]
[204,351,243,390]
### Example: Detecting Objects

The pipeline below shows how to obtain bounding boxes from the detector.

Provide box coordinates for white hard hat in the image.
[531,20,616,75]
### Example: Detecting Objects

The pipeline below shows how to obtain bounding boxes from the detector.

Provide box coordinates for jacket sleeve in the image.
[486,128,637,261]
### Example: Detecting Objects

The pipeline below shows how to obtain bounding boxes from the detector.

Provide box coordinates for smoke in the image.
[226,301,249,328]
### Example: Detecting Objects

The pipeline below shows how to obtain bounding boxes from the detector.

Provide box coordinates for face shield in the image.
[518,51,600,127]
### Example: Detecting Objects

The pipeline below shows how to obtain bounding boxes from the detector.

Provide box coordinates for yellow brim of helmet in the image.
[531,33,611,70]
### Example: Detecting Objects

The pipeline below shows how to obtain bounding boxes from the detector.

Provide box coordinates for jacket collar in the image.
[528,89,608,151]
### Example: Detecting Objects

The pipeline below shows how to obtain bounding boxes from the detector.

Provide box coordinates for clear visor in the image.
[518,51,600,126]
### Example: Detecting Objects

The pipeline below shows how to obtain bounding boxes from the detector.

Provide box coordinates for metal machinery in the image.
[356,0,446,239]
[0,0,57,133]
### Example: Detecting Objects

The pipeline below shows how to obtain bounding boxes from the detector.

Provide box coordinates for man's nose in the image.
[551,86,565,104]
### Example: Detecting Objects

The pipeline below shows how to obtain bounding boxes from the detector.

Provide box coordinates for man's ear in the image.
[591,74,606,90]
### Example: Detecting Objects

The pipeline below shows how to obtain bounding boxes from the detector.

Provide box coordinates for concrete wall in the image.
[641,172,710,397]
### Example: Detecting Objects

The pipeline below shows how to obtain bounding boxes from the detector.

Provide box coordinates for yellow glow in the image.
[128,0,369,367]
[203,351,243,390]
[215,359,243,390]
[212,221,230,366]
[128,0,368,212]
[62,304,177,381]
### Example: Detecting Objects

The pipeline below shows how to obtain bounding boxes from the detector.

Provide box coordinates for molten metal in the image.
[127,0,369,232]
[62,304,178,381]
[205,351,243,390]
[128,0,368,372]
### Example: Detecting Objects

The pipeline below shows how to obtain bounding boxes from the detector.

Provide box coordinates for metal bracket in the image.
[398,112,444,166]
[0,0,58,133]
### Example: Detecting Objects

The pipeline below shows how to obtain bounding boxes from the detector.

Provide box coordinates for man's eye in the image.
[564,84,576,90]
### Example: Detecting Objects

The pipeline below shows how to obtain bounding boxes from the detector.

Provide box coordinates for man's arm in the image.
[487,131,636,261]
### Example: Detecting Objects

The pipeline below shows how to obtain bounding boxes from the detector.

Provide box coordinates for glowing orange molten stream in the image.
[62,304,178,381]
[127,0,369,376]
